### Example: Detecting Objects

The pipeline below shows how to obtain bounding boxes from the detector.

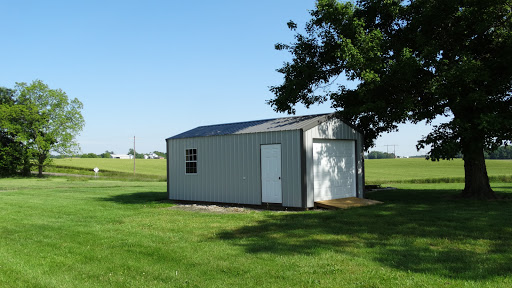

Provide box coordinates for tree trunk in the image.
[37,154,46,178]
[21,154,31,176]
[461,142,496,199]
[38,164,43,178]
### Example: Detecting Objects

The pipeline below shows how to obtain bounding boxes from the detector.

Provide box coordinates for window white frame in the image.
[185,148,197,174]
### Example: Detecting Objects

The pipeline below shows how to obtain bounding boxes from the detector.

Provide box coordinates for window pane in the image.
[185,148,197,174]
[185,161,197,174]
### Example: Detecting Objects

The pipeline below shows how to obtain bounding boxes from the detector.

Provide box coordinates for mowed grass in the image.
[365,158,512,184]
[1,178,511,287]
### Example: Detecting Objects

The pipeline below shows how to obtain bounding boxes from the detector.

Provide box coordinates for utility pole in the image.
[133,136,136,175]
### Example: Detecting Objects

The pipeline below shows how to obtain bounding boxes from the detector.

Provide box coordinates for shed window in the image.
[185,148,197,174]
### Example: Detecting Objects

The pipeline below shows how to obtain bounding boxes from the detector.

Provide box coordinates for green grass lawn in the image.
[365,158,512,184]
[1,178,511,287]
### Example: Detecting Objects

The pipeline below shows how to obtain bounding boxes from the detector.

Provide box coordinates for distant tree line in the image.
[367,146,512,160]
[484,146,512,159]
[79,150,115,159]
[365,151,395,159]
[59,150,167,159]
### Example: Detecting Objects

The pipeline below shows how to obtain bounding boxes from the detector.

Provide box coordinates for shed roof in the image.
[168,113,331,139]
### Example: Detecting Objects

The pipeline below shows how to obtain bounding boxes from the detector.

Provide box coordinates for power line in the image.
[384,145,398,158]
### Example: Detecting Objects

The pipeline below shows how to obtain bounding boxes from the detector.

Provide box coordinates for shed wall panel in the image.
[167,130,303,207]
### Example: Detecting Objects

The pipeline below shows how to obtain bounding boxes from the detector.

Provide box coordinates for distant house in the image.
[144,153,160,159]
[166,113,365,209]
[110,154,133,159]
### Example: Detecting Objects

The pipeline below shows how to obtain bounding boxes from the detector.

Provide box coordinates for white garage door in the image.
[313,139,356,201]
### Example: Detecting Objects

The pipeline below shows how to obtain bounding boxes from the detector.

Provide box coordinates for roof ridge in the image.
[194,113,330,129]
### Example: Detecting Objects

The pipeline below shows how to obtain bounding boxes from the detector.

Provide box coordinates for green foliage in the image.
[366,150,395,159]
[101,150,114,158]
[80,153,100,158]
[0,131,29,177]
[14,80,85,154]
[270,0,512,198]
[127,148,144,159]
[0,87,31,176]
[0,80,85,177]
[486,146,512,159]
[271,0,512,153]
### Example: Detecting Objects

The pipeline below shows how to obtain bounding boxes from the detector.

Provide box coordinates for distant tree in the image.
[6,80,85,177]
[127,148,144,159]
[366,151,395,159]
[101,150,114,158]
[269,0,512,199]
[81,153,99,158]
[487,146,512,159]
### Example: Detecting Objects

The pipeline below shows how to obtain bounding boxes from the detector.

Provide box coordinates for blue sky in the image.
[1,0,437,157]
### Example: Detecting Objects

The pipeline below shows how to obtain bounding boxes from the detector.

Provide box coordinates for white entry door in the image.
[313,139,356,201]
[261,144,282,203]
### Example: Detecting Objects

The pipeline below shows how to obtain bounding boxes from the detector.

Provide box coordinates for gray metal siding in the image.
[167,130,303,207]
[304,118,365,208]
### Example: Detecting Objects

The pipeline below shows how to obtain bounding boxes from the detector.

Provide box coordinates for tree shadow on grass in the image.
[217,188,512,281]
[101,191,168,204]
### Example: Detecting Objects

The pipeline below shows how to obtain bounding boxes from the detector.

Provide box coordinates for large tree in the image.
[5,80,85,177]
[269,0,512,199]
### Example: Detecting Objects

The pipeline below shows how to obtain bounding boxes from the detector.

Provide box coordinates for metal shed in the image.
[166,114,365,209]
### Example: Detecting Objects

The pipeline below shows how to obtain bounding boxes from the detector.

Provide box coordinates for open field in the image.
[49,158,167,181]
[364,158,512,184]
[0,178,511,287]
[49,157,512,184]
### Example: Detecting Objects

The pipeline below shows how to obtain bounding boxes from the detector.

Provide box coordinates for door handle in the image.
[279,177,281,180]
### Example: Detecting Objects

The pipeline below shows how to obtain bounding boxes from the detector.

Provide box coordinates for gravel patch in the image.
[166,204,309,214]
[166,204,258,214]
